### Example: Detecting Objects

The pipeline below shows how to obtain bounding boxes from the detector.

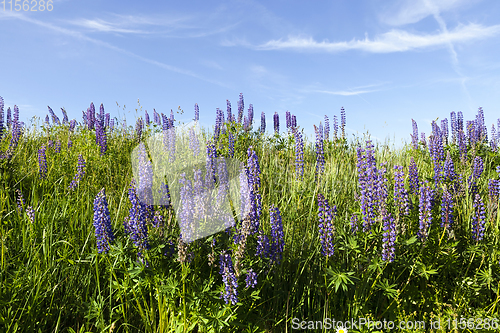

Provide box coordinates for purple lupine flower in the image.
[8,105,21,152]
[273,112,279,134]
[394,165,409,216]
[243,116,249,131]
[87,103,95,130]
[194,103,199,121]
[245,269,257,289]
[314,124,325,176]
[189,127,200,157]
[67,138,73,149]
[158,182,171,207]
[68,154,86,190]
[38,145,48,179]
[256,231,270,258]
[105,113,110,129]
[228,131,235,157]
[411,119,419,150]
[98,104,105,129]
[96,120,107,155]
[286,111,291,129]
[226,100,232,122]
[110,118,114,130]
[16,189,25,212]
[429,133,443,183]
[6,107,12,130]
[205,140,217,188]
[356,141,377,231]
[450,111,457,144]
[237,93,244,124]
[324,115,330,142]
[69,119,76,133]
[93,188,115,254]
[179,173,195,241]
[443,151,457,183]
[472,156,484,179]
[47,106,61,125]
[458,129,467,162]
[350,213,359,234]
[26,206,35,224]
[419,132,426,148]
[247,147,262,234]
[375,162,389,218]
[55,139,61,153]
[219,252,238,305]
[135,118,143,142]
[466,121,475,146]
[214,108,223,141]
[0,96,4,139]
[382,213,396,262]
[291,115,297,128]
[472,193,486,242]
[418,180,432,242]
[441,188,454,229]
[476,107,487,143]
[340,107,346,139]
[333,115,338,140]
[127,180,150,252]
[61,108,69,124]
[488,179,500,200]
[136,143,154,205]
[294,128,304,180]
[441,118,449,145]
[491,124,497,151]
[269,205,285,264]
[409,157,420,195]
[317,193,335,257]
[261,112,266,133]
[247,104,254,126]
[457,111,464,133]
[144,110,150,126]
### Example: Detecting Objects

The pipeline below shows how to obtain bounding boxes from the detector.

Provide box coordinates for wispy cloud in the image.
[67,18,153,34]
[254,23,500,53]
[315,89,377,96]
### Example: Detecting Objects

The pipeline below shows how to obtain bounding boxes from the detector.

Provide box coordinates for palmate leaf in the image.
[325,267,358,292]
[377,278,398,299]
[416,261,439,280]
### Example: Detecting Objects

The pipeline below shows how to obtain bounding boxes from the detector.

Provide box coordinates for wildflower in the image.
[317,193,335,257]
[269,205,285,264]
[7,107,11,130]
[226,100,232,122]
[67,138,73,149]
[69,119,76,132]
[60,107,69,124]
[38,145,48,179]
[260,112,266,133]
[286,111,291,129]
[294,128,304,180]
[341,107,346,139]
[93,188,115,254]
[394,165,409,216]
[194,103,199,121]
[458,129,467,162]
[273,112,279,134]
[420,132,426,148]
[324,115,330,142]
[237,93,244,124]
[255,232,270,259]
[350,214,359,234]
[47,106,61,125]
[247,147,262,233]
[291,115,297,128]
[219,251,238,305]
[356,141,377,231]
[245,269,257,289]
[26,206,35,223]
[450,111,457,144]
[471,193,486,242]
[411,119,419,150]
[68,154,86,190]
[55,139,61,153]
[314,124,325,177]
[441,118,448,145]
[135,118,143,142]
[247,104,254,125]
[228,132,235,157]
[0,96,4,139]
[333,115,338,140]
[382,213,396,262]
[441,188,454,229]
[408,157,419,195]
[16,189,25,212]
[443,151,457,182]
[418,180,432,242]
[205,141,217,188]
[127,180,150,252]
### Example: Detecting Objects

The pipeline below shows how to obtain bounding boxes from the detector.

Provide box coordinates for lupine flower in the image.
[219,252,238,305]
[350,214,359,234]
[105,113,110,129]
[127,180,150,252]
[228,132,235,157]
[441,188,454,229]
[291,115,297,128]
[333,115,338,140]
[226,100,232,122]
[261,112,266,133]
[205,141,217,188]
[135,118,143,142]
[55,139,61,153]
[93,188,114,254]
[394,165,409,216]
[469,156,483,196]
[408,157,419,195]
[255,232,270,259]
[273,112,279,134]
[47,106,61,125]
[26,206,35,224]
[69,119,76,132]
[458,129,467,162]
[340,107,346,139]
[68,154,86,190]
[411,119,419,150]
[382,213,396,262]
[247,104,254,125]
[441,118,448,145]
[237,93,244,124]
[375,162,389,218]
[245,269,257,289]
[418,180,432,242]
[317,193,335,257]
[194,103,199,121]
[286,111,291,129]
[491,124,497,151]
[466,121,475,146]
[450,111,457,144]
[0,96,4,139]
[67,138,73,149]
[443,151,457,183]
[189,127,200,157]
[488,179,500,200]
[144,110,150,126]
[214,108,223,141]
[6,107,12,130]
[314,124,325,176]
[324,115,330,142]
[269,205,285,264]
[96,120,107,155]
[294,128,305,180]
[16,189,25,212]
[38,145,48,179]
[247,147,262,233]
[356,141,377,231]
[472,193,486,242]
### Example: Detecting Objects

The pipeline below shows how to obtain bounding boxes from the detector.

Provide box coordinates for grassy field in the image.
[1,98,500,332]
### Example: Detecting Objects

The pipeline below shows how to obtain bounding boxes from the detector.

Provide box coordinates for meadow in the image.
[1,94,500,333]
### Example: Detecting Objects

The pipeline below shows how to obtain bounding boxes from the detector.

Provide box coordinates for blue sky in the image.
[1,0,500,146]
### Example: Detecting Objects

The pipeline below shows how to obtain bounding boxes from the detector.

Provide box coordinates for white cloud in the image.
[315,90,376,96]
[255,23,500,53]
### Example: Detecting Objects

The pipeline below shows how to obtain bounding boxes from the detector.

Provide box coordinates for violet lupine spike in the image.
[105,113,110,129]
[205,140,217,189]
[189,127,200,157]
[219,252,238,305]
[411,119,419,150]
[194,103,199,121]
[135,118,143,142]
[47,106,60,125]
[0,96,4,140]
[247,104,254,125]
[291,115,297,128]
[333,115,338,140]
[317,193,335,257]
[247,147,262,233]
[214,108,223,141]
[314,125,325,177]
[7,107,11,130]
[269,205,285,264]
[99,104,105,128]
[356,141,377,232]
[245,269,257,289]
[228,132,235,158]
[458,129,467,162]
[466,121,475,146]
[457,111,464,133]
[61,108,69,124]
[340,107,346,139]
[260,112,266,133]
[286,111,291,129]
[68,154,86,190]
[420,132,426,148]
[472,193,486,242]
[324,115,330,142]
[441,118,448,145]
[38,145,48,179]
[450,111,457,144]
[441,188,454,229]
[237,93,244,124]
[8,105,21,152]
[443,151,457,183]
[96,121,107,156]
[488,179,500,200]
[394,165,409,216]
[294,128,305,180]
[273,112,279,134]
[350,214,359,235]
[127,180,150,252]
[418,180,432,242]
[67,138,73,149]
[256,231,270,258]
[26,206,35,224]
[408,157,420,195]
[382,213,396,262]
[226,100,232,122]
[69,119,76,132]
[491,124,497,151]
[55,139,61,153]
[93,188,115,254]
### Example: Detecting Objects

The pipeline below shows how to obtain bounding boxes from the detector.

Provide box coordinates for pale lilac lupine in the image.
[261,112,266,133]
[394,165,409,216]
[68,154,86,190]
[226,100,232,122]
[273,112,279,134]
[314,124,325,176]
[324,115,330,142]
[333,115,338,140]
[418,180,432,242]
[382,213,396,262]
[450,111,457,144]
[0,96,4,139]
[237,93,244,124]
[247,104,253,125]
[294,128,304,180]
[341,107,346,139]
[194,103,199,121]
